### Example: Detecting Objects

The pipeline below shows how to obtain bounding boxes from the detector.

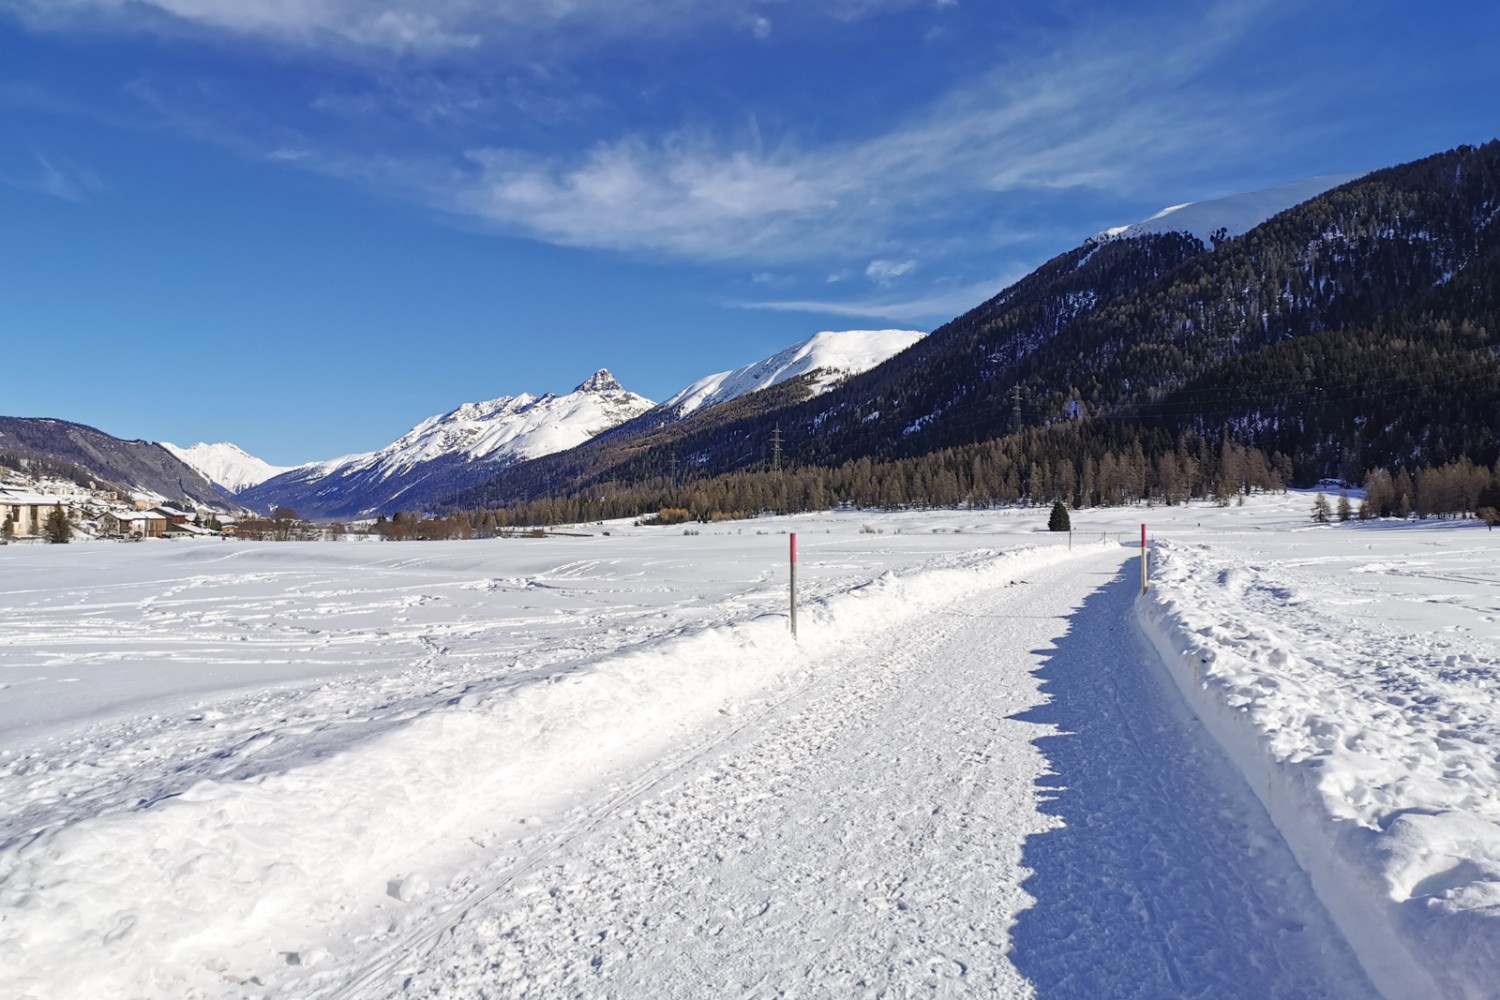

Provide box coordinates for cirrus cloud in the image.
[0,0,934,55]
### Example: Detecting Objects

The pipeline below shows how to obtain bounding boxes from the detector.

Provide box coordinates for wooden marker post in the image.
[789,532,798,638]
[1140,523,1148,594]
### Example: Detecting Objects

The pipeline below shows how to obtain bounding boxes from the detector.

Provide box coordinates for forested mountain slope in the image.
[0,417,230,509]
[448,141,1500,512]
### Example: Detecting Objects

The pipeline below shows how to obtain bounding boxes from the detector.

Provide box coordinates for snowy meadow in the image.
[1,497,1497,998]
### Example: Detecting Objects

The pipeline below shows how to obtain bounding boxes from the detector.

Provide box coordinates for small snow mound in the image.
[387,872,430,903]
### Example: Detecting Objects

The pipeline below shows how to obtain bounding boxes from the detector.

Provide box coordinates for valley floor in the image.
[1,497,1495,998]
[320,548,1372,1000]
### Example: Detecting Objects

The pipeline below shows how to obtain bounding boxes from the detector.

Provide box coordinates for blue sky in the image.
[1,0,1496,464]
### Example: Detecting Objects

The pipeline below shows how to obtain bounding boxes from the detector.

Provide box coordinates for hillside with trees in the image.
[443,141,1500,521]
[0,417,234,510]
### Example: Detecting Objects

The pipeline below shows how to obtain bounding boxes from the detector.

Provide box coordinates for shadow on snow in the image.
[1007,563,1376,1000]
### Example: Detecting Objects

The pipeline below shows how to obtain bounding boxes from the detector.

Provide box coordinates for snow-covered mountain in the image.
[659,329,926,420]
[160,441,291,493]
[1094,173,1365,248]
[305,369,652,481]
[237,370,654,519]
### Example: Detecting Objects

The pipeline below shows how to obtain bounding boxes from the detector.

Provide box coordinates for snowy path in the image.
[289,549,1374,999]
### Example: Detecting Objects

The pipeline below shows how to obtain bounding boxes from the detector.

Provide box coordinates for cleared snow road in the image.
[303,548,1375,999]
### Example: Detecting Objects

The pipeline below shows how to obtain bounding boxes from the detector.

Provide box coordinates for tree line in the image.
[439,142,1500,517]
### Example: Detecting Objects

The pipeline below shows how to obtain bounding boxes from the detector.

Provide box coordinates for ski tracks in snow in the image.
[296,549,1374,999]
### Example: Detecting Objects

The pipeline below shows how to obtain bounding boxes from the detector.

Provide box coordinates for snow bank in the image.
[1137,541,1500,1000]
[0,540,1099,998]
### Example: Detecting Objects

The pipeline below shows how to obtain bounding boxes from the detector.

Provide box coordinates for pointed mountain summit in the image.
[575,369,625,393]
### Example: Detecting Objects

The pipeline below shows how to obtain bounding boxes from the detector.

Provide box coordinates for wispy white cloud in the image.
[3,0,477,54]
[1,0,926,55]
[354,4,1273,264]
[0,152,103,203]
[309,69,601,130]
[16,0,1290,277]
[735,269,1028,324]
[443,135,841,260]
[865,258,916,284]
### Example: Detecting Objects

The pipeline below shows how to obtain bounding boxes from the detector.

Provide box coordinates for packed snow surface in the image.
[1096,173,1365,247]
[659,329,925,418]
[4,494,1493,997]
[161,441,292,492]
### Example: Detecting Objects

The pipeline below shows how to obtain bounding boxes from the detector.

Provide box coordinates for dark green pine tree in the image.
[1311,493,1332,523]
[1048,500,1071,532]
[45,504,70,544]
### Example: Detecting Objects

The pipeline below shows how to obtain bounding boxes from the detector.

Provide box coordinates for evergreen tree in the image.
[1336,494,1353,522]
[1311,493,1332,523]
[45,504,70,544]
[1048,500,1071,532]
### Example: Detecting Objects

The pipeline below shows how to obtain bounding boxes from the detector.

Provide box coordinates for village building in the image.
[100,510,168,538]
[0,489,63,537]
[152,505,196,527]
[165,520,216,538]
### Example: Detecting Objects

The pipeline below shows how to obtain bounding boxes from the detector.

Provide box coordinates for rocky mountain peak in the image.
[574,369,623,394]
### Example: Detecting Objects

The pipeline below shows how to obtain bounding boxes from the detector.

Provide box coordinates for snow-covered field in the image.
[1,496,1495,998]
[1138,505,1500,999]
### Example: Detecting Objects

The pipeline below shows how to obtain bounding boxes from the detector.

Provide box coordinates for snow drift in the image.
[1137,539,1500,1000]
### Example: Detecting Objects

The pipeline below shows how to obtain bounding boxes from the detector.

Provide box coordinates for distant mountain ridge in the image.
[236,369,655,519]
[14,146,1495,524]
[316,368,650,477]
[0,417,234,510]
[445,141,1500,511]
[234,329,926,519]
[659,329,925,419]
[161,441,291,493]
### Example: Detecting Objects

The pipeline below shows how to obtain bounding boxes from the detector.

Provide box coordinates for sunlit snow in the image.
[660,329,925,418]
[2,495,1494,997]
[1096,174,1366,247]
[161,441,293,492]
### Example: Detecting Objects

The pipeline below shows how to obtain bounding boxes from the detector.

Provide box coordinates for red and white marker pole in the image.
[789,532,798,638]
[1141,523,1148,594]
